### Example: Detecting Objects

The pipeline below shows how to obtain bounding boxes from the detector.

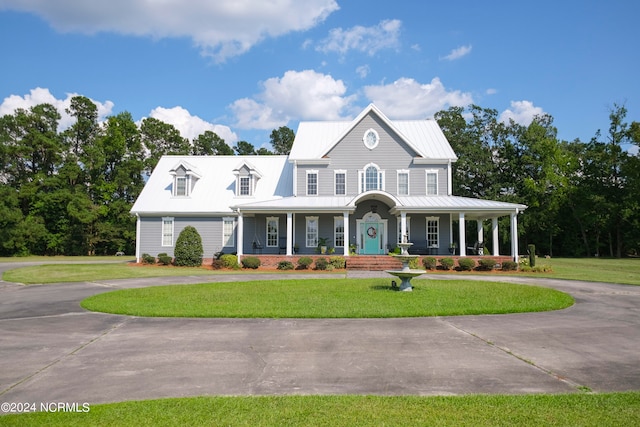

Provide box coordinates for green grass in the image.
[80,278,573,318]
[2,393,639,426]
[528,257,640,286]
[0,255,135,263]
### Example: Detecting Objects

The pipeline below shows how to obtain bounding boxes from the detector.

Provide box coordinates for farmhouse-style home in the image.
[131,104,526,263]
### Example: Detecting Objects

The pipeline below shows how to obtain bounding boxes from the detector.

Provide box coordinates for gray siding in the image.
[296,112,450,197]
[139,216,228,258]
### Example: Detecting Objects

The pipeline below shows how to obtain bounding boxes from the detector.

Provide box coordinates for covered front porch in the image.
[232,191,526,262]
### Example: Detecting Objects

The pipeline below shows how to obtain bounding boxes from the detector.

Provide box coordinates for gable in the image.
[289,104,457,162]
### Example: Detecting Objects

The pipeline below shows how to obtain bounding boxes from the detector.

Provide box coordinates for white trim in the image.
[397,169,410,196]
[161,217,174,247]
[266,216,279,247]
[334,169,347,196]
[426,170,438,195]
[363,128,380,150]
[359,163,385,193]
[306,216,319,248]
[306,169,318,196]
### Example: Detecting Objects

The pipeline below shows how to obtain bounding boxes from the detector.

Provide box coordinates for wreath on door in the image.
[367,226,377,238]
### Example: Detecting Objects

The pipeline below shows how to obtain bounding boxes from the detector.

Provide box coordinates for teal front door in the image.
[364,222,380,254]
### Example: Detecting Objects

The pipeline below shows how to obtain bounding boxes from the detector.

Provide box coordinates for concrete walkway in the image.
[0,262,639,407]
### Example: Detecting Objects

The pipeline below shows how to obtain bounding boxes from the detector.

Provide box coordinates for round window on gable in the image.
[363,128,379,150]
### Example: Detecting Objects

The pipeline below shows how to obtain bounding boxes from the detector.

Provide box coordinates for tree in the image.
[174,226,203,266]
[269,126,295,154]
[140,117,190,173]
[234,140,256,155]
[192,130,234,155]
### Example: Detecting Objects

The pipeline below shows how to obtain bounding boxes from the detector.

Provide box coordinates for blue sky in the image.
[0,0,638,151]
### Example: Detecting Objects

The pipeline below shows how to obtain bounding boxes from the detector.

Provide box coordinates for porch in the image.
[242,254,514,271]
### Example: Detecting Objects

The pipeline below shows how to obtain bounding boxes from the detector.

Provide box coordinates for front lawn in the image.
[2,393,639,426]
[80,278,573,318]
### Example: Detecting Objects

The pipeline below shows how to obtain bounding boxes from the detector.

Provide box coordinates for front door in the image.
[363,222,381,254]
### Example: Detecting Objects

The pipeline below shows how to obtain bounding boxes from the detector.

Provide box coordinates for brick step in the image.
[346,256,404,271]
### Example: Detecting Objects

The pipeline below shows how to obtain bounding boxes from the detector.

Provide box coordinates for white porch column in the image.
[237,211,244,261]
[135,214,141,263]
[458,212,466,257]
[477,219,484,254]
[343,211,350,256]
[492,217,500,256]
[286,212,293,256]
[511,210,519,262]
[400,212,407,242]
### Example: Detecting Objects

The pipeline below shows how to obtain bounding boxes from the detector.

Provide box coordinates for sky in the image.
[0,0,638,152]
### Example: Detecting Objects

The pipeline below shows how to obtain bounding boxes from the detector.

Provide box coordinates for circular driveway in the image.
[1,263,639,406]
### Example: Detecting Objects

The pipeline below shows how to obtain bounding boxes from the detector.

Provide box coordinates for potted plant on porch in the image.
[449,242,457,255]
[317,237,329,254]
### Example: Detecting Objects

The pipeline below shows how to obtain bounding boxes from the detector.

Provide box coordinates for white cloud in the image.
[499,100,545,126]
[0,0,339,62]
[148,106,238,143]
[0,87,114,130]
[441,44,472,61]
[486,88,498,95]
[356,65,370,78]
[230,70,356,129]
[364,77,473,119]
[316,19,401,56]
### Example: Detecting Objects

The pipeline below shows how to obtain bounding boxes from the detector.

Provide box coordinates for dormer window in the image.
[233,161,263,197]
[169,161,201,198]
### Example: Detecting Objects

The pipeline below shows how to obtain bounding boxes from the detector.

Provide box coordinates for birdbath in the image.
[386,241,425,292]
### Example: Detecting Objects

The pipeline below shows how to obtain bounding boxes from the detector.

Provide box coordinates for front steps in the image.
[346,255,403,271]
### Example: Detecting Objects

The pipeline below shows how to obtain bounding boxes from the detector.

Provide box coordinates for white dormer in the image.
[233,160,263,197]
[169,161,201,197]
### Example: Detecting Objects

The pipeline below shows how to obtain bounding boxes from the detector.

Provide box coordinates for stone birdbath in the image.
[386,239,425,292]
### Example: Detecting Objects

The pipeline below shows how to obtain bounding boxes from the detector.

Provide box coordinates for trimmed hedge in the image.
[241,256,261,269]
[174,226,203,267]
[458,257,476,271]
[422,256,437,270]
[219,254,239,269]
[439,257,454,270]
[477,258,497,271]
[157,253,172,266]
[314,257,329,270]
[502,260,518,271]
[329,256,346,269]
[277,260,295,270]
[297,256,313,269]
[141,253,155,264]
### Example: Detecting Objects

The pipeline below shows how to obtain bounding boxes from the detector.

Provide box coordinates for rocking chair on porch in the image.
[467,241,484,255]
[252,235,263,254]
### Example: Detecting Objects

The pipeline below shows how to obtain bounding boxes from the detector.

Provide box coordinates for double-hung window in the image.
[162,217,174,247]
[307,170,318,196]
[239,176,251,196]
[306,216,318,247]
[175,176,187,196]
[223,217,235,247]
[426,171,438,195]
[334,170,346,195]
[426,217,439,247]
[397,170,409,196]
[334,216,345,247]
[266,217,279,247]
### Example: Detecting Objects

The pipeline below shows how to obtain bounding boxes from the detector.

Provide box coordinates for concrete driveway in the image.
[0,262,639,407]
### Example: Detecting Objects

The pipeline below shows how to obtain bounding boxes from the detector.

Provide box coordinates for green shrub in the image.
[329,256,346,269]
[477,258,497,271]
[141,253,155,264]
[458,257,476,271]
[211,259,225,269]
[297,256,313,269]
[277,260,295,270]
[422,257,437,270]
[241,256,261,269]
[314,257,329,270]
[219,254,239,269]
[408,257,421,270]
[157,253,173,265]
[502,260,518,271]
[174,226,203,267]
[439,257,454,270]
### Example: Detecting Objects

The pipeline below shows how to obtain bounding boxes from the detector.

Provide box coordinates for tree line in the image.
[0,96,638,257]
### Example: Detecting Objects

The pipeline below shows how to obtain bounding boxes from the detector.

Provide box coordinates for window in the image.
[223,217,235,247]
[359,163,384,193]
[162,217,174,247]
[397,217,411,243]
[397,171,409,195]
[239,176,251,196]
[307,170,318,195]
[426,217,439,247]
[266,217,278,247]
[426,171,438,195]
[334,217,345,247]
[335,171,346,195]
[175,176,187,196]
[306,216,318,247]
